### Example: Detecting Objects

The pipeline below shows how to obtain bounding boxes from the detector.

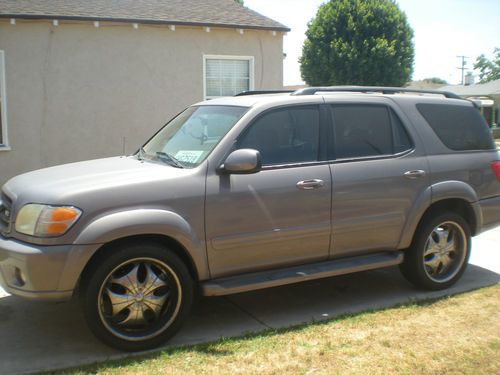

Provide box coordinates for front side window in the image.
[142,105,247,168]
[0,50,8,149]
[238,106,320,165]
[331,105,412,159]
[204,56,253,99]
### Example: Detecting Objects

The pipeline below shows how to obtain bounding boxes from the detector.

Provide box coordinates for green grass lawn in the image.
[58,285,500,375]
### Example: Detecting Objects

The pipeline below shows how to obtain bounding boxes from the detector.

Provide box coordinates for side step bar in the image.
[202,251,403,296]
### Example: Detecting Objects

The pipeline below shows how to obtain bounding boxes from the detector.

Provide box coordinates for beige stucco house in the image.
[0,0,289,184]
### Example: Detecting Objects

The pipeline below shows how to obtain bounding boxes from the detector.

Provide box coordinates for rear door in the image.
[328,101,430,258]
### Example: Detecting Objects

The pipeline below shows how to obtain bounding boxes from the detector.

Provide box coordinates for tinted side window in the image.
[238,106,320,165]
[332,105,394,158]
[391,111,413,153]
[417,103,495,151]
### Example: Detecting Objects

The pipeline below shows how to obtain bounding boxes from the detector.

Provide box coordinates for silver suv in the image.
[1,87,499,351]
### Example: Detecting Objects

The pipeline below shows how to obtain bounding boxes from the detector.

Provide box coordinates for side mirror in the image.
[220,149,262,174]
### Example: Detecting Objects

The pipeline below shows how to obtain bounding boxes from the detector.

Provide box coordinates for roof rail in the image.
[235,90,294,96]
[292,86,462,100]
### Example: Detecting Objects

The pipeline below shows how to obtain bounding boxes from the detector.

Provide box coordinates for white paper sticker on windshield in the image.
[175,150,204,164]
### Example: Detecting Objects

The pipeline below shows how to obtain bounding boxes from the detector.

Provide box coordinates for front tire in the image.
[82,242,193,351]
[400,211,471,290]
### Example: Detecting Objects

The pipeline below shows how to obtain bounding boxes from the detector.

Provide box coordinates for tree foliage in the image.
[422,77,447,84]
[300,0,414,86]
[234,0,244,5]
[473,48,500,83]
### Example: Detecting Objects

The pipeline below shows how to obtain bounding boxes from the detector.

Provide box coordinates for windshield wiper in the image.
[155,151,184,168]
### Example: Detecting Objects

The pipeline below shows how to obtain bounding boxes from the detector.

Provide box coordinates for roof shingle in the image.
[0,0,289,31]
[440,79,500,97]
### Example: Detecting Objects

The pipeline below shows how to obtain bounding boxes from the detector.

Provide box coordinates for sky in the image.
[244,0,500,86]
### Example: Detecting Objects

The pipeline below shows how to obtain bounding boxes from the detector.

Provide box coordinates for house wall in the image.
[0,20,284,184]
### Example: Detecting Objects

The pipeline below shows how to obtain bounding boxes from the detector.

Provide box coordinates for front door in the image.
[205,105,332,277]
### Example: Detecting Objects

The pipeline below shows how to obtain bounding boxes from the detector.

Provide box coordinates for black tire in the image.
[81,242,193,351]
[400,211,471,290]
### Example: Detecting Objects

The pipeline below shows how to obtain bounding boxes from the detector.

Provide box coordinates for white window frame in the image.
[203,54,254,100]
[0,50,9,151]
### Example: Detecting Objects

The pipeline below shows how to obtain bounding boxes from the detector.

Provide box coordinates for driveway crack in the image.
[223,297,272,329]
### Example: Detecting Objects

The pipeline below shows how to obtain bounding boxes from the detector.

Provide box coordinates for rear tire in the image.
[81,242,193,351]
[400,211,471,290]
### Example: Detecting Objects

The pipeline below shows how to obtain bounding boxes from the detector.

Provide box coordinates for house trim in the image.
[0,50,9,151]
[0,15,290,32]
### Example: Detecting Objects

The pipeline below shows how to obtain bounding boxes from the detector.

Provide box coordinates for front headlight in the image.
[15,204,82,237]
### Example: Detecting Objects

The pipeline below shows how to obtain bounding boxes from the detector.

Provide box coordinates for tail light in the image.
[492,161,500,182]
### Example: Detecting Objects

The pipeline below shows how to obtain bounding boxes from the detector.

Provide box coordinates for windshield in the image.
[140,105,248,168]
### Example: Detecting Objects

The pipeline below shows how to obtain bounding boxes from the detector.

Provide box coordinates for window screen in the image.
[238,106,320,165]
[205,58,251,98]
[332,105,395,158]
[416,103,495,150]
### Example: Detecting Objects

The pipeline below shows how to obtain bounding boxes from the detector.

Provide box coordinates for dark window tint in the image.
[417,103,495,151]
[391,111,413,153]
[239,106,320,165]
[333,105,394,158]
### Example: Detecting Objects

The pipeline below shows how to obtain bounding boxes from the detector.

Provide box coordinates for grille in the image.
[0,192,13,236]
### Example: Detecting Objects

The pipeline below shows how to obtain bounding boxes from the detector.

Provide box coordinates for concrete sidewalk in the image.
[0,229,499,375]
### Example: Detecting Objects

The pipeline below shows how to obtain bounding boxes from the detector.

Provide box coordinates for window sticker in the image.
[175,150,204,164]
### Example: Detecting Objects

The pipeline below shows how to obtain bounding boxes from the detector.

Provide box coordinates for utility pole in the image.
[456,55,469,85]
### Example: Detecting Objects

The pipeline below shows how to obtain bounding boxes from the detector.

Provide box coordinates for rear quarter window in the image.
[416,103,495,151]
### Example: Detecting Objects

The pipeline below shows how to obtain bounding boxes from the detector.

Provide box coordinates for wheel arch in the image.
[399,196,481,249]
[75,233,201,298]
[417,198,479,236]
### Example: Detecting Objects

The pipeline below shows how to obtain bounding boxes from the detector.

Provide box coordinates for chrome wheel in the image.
[98,257,182,341]
[422,221,467,283]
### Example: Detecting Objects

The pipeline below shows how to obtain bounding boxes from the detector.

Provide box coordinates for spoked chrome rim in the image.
[98,257,182,341]
[423,221,467,283]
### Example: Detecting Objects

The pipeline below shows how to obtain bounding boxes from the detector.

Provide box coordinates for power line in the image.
[456,55,469,85]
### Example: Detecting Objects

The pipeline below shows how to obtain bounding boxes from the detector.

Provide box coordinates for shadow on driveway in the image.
[0,264,498,374]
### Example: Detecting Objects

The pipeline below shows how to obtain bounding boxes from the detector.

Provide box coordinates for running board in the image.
[202,251,403,296]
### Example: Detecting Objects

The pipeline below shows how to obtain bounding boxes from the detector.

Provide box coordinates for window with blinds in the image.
[204,56,253,99]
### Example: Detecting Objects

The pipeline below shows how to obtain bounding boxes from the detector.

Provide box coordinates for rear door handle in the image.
[404,170,426,179]
[296,179,324,190]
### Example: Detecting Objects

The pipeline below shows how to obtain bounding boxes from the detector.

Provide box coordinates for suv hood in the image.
[3,156,194,208]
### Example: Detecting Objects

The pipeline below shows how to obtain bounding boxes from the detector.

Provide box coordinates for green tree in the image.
[234,0,244,5]
[300,0,414,86]
[422,77,447,84]
[474,48,500,83]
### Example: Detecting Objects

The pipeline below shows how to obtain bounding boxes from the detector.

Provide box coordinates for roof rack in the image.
[291,86,462,99]
[234,86,466,102]
[235,90,295,96]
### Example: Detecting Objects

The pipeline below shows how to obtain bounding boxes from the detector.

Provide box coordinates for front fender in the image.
[64,209,209,283]
[75,209,201,247]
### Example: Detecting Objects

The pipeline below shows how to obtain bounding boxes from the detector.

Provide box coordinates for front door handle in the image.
[404,170,426,179]
[296,179,324,190]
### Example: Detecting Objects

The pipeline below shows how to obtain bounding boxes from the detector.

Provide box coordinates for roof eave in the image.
[0,14,291,32]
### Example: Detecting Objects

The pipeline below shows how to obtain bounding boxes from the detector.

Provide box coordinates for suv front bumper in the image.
[0,236,99,301]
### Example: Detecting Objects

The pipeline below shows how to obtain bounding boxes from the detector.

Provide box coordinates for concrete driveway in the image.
[1,228,499,375]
